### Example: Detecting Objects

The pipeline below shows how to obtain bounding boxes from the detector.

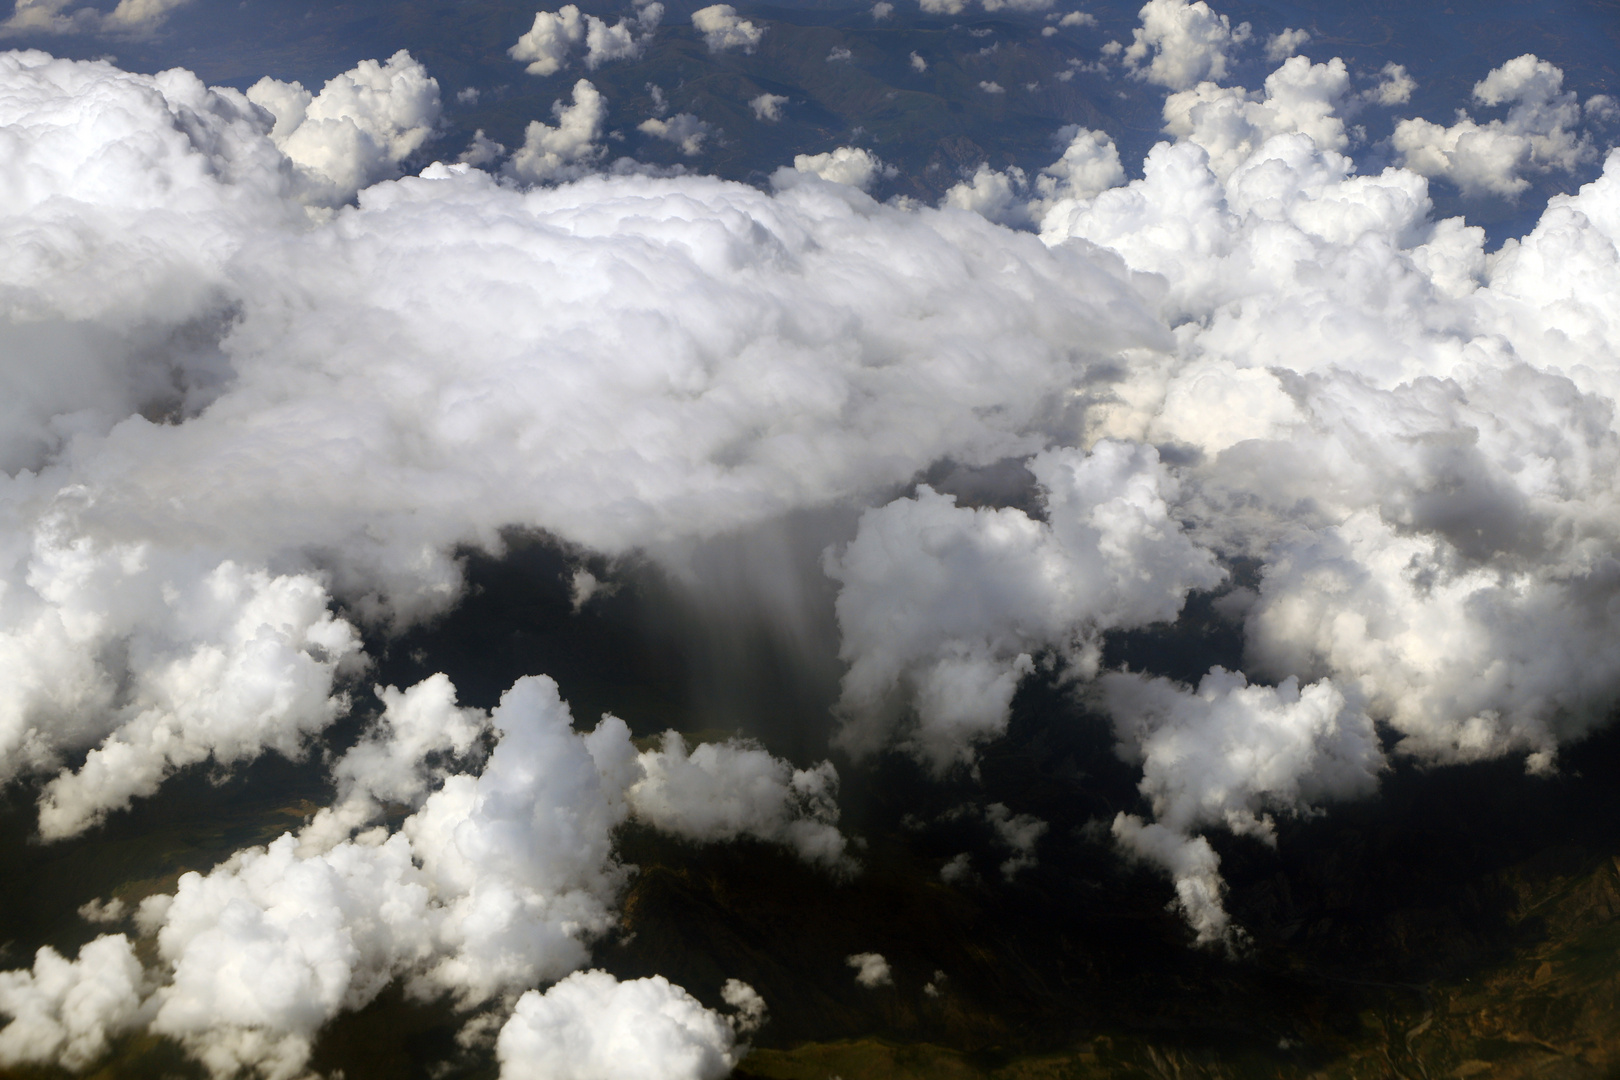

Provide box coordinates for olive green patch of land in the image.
[733,852,1620,1080]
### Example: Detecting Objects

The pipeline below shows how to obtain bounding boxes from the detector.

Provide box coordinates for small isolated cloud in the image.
[791,146,897,191]
[627,732,853,873]
[749,92,788,121]
[918,0,967,13]
[638,112,713,155]
[940,852,974,883]
[1,0,191,35]
[508,78,608,182]
[845,953,892,988]
[986,803,1047,880]
[871,1,893,18]
[1122,0,1251,90]
[508,3,661,77]
[1368,60,1414,105]
[691,4,764,52]
[459,128,506,167]
[1059,10,1096,26]
[720,980,768,1034]
[979,80,1004,94]
[826,45,852,62]
[1264,26,1309,62]
[909,51,927,72]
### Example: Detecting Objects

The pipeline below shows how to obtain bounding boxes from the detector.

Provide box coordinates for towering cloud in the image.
[247,51,442,205]
[0,0,1619,1067]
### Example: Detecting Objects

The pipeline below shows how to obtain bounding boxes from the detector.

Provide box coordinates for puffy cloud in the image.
[827,442,1222,772]
[1058,11,1096,27]
[690,4,763,53]
[497,971,744,1080]
[1022,35,1620,934]
[827,45,852,63]
[508,4,660,78]
[1103,669,1380,944]
[627,732,853,872]
[1122,0,1251,90]
[721,978,767,1033]
[34,559,364,841]
[846,952,892,988]
[2,670,830,1076]
[1368,61,1415,106]
[943,127,1124,228]
[791,146,894,190]
[1264,27,1309,62]
[986,802,1048,880]
[508,78,607,182]
[910,50,927,72]
[1,0,191,35]
[638,111,713,155]
[1160,56,1352,180]
[247,51,442,206]
[1393,54,1595,197]
[129,675,631,1077]
[0,935,147,1071]
[750,91,787,121]
[871,2,893,19]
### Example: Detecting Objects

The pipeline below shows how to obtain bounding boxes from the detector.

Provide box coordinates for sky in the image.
[0,0,1618,1076]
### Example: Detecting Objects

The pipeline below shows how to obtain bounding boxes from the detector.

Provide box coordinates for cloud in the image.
[0,936,147,1071]
[508,78,608,182]
[1122,0,1251,90]
[2,667,832,1077]
[690,4,763,53]
[1393,53,1595,197]
[508,4,661,78]
[910,50,927,72]
[246,50,441,206]
[791,146,895,190]
[1103,669,1380,944]
[1,0,192,35]
[1264,27,1308,62]
[942,127,1124,227]
[626,732,854,872]
[496,971,745,1080]
[1160,55,1352,179]
[750,91,787,120]
[986,803,1048,880]
[638,111,713,155]
[1368,61,1414,106]
[4,4,1620,978]
[827,442,1222,773]
[845,953,892,988]
[1058,10,1096,26]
